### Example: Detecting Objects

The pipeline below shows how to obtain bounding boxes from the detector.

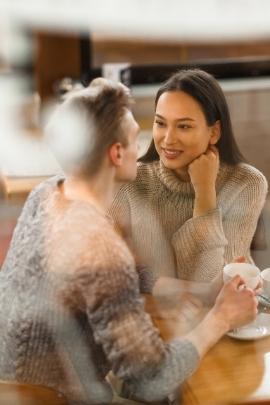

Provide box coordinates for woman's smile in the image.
[162,148,183,159]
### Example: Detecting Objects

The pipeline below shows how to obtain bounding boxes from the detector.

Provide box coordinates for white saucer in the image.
[227,313,270,340]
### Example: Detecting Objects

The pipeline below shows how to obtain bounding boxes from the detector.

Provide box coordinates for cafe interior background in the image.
[0,0,270,268]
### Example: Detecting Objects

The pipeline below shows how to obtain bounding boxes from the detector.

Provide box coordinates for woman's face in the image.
[153,91,220,176]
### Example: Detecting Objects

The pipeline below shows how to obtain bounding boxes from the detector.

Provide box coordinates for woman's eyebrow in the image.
[155,113,195,122]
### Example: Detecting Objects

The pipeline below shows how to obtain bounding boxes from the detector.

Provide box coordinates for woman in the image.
[110,69,268,291]
[0,78,258,404]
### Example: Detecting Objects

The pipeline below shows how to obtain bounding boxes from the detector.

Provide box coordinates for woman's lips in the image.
[162,148,183,159]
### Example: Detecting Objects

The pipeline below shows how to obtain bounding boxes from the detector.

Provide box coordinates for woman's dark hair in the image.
[139,68,245,165]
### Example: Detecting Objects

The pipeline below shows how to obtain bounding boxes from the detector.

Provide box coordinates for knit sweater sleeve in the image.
[78,243,199,402]
[109,187,155,293]
[109,186,132,243]
[222,170,268,263]
[171,167,268,281]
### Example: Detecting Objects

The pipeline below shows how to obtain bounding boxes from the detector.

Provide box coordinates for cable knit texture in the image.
[0,176,199,404]
[109,160,268,289]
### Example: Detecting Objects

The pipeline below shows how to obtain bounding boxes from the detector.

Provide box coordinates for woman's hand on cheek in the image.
[188,146,220,193]
[189,146,219,216]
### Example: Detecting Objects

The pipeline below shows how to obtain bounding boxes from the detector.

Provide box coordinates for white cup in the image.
[261,268,270,298]
[223,262,260,290]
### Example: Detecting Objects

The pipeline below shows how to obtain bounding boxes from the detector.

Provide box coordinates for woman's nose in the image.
[164,128,177,145]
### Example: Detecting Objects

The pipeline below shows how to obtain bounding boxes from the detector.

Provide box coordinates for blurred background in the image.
[0,0,270,267]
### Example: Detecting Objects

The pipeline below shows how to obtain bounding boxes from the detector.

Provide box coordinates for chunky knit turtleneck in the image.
[155,160,195,195]
[110,160,268,288]
[0,176,199,404]
[155,160,232,195]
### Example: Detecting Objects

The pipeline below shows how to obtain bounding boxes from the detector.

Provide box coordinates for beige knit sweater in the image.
[110,160,268,289]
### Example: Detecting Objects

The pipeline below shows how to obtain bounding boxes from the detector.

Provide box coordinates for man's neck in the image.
[62,170,118,215]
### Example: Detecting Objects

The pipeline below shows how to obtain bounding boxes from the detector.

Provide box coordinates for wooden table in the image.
[183,324,270,405]
[1,176,49,202]
[0,380,67,405]
[144,295,270,405]
[0,175,49,264]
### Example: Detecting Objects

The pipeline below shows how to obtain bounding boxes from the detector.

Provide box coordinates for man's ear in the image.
[108,142,124,167]
[209,120,221,145]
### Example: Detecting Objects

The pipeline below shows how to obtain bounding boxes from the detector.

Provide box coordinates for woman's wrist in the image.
[192,183,216,215]
[193,182,216,194]
[193,197,217,216]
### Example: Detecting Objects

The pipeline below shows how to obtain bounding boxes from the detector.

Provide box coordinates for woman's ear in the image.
[108,142,124,167]
[209,120,221,145]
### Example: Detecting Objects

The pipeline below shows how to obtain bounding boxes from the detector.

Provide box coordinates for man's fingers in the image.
[229,275,246,289]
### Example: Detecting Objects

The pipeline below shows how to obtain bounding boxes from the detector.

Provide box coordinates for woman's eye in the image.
[178,124,191,129]
[155,120,165,127]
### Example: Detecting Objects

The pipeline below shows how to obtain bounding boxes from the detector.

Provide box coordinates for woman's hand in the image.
[208,256,262,305]
[188,146,219,193]
[189,146,220,217]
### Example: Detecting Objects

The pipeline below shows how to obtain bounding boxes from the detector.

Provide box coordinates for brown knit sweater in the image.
[0,176,199,404]
[109,161,268,290]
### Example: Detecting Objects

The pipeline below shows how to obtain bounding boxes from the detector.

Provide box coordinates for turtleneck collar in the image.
[153,159,231,195]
